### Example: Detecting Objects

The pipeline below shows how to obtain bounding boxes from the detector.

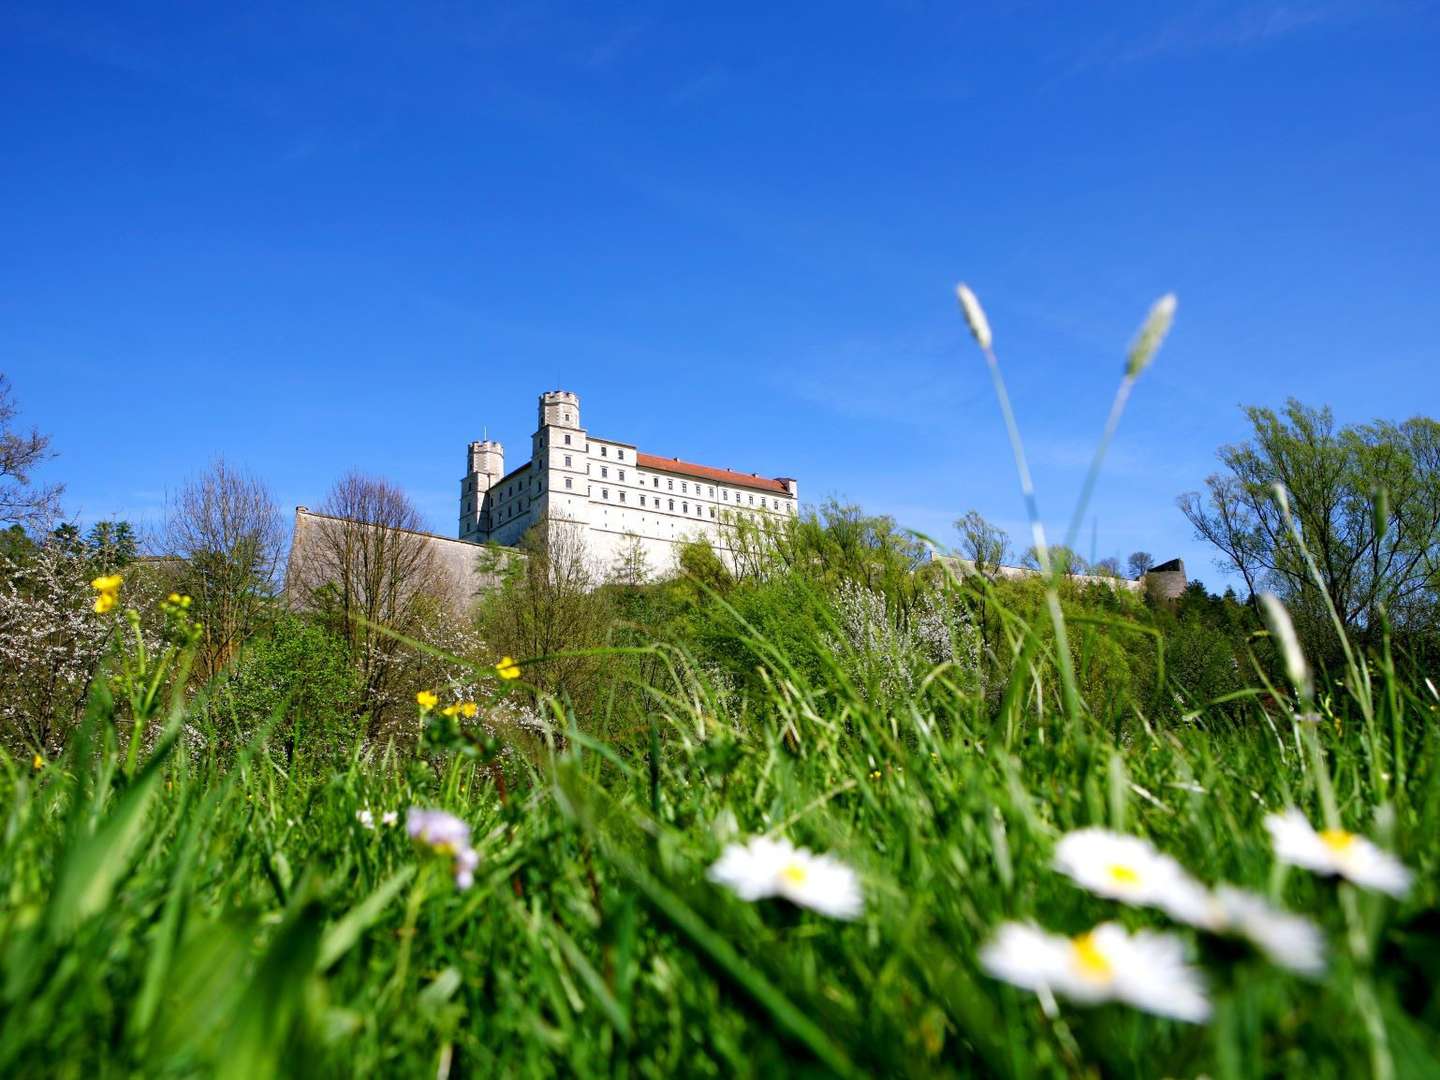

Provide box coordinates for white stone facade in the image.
[459,390,799,578]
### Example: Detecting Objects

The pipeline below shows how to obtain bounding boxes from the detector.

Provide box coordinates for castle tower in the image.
[533,389,589,533]
[539,389,580,430]
[468,440,504,479]
[459,439,504,539]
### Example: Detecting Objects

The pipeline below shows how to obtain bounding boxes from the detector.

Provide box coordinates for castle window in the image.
[565,455,572,467]
[618,450,625,460]
[667,479,673,490]
[565,477,572,489]
[618,470,625,481]
[619,492,626,503]
[652,478,658,488]
[682,502,688,513]
[600,446,607,457]
[748,495,754,505]
[761,497,767,508]
[601,466,608,479]
[681,482,687,493]
[640,495,646,506]
[668,499,674,511]
[722,491,728,501]
[602,488,610,499]
[709,507,715,518]
[709,486,715,497]
[564,434,572,445]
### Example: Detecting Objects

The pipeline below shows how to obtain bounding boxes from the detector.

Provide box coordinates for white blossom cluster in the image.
[0,543,163,756]
[824,581,980,704]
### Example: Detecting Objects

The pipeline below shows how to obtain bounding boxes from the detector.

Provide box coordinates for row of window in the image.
[596,489,721,517]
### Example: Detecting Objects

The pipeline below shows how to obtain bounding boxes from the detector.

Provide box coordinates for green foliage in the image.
[1181,399,1440,656]
[2,574,1438,1077]
[219,612,361,764]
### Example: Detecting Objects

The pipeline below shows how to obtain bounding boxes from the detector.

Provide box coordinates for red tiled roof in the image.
[636,452,792,495]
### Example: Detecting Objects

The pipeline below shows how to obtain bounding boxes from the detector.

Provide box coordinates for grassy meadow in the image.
[3,296,1438,1078]
[3,585,1438,1077]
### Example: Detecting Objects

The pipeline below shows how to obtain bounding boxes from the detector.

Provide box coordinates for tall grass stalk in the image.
[1063,294,1176,553]
[956,283,1082,727]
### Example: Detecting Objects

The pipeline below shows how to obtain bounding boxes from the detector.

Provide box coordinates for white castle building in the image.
[459,390,799,576]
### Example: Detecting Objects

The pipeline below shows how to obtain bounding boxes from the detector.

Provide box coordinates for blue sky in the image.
[3,1,1437,588]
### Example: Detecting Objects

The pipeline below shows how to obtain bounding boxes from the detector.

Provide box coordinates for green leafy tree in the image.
[1180,399,1440,648]
[953,509,1012,573]
[220,613,361,764]
[1020,545,1087,576]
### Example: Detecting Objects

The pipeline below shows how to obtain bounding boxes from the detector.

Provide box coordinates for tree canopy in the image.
[1180,398,1440,648]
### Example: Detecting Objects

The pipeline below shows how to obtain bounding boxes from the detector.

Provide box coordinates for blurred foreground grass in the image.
[2,602,1437,1079]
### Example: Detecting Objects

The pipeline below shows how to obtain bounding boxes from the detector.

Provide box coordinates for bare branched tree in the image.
[165,457,283,678]
[1127,551,1155,580]
[0,374,63,529]
[1092,556,1123,578]
[292,472,446,728]
[480,513,610,707]
[609,532,650,586]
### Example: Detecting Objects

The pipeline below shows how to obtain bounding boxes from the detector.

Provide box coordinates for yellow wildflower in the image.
[91,573,122,613]
[416,690,438,711]
[441,703,460,718]
[32,753,44,770]
[495,657,521,680]
[459,701,479,718]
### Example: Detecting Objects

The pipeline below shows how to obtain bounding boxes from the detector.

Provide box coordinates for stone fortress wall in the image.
[933,555,1188,604]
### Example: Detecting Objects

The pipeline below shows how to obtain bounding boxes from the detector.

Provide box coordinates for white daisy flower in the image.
[356,808,375,830]
[981,921,1210,1023]
[381,810,399,827]
[1208,885,1325,976]
[707,836,863,920]
[1053,829,1212,926]
[1264,809,1411,898]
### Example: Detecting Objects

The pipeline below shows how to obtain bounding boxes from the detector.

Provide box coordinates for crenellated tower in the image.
[459,439,504,540]
[538,389,580,430]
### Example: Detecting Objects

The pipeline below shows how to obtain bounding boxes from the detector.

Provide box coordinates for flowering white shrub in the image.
[823,580,980,704]
[0,537,164,756]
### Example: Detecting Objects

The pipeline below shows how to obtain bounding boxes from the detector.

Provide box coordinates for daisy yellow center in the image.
[779,863,809,886]
[1070,933,1113,982]
[1107,863,1141,886]
[1320,828,1355,852]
